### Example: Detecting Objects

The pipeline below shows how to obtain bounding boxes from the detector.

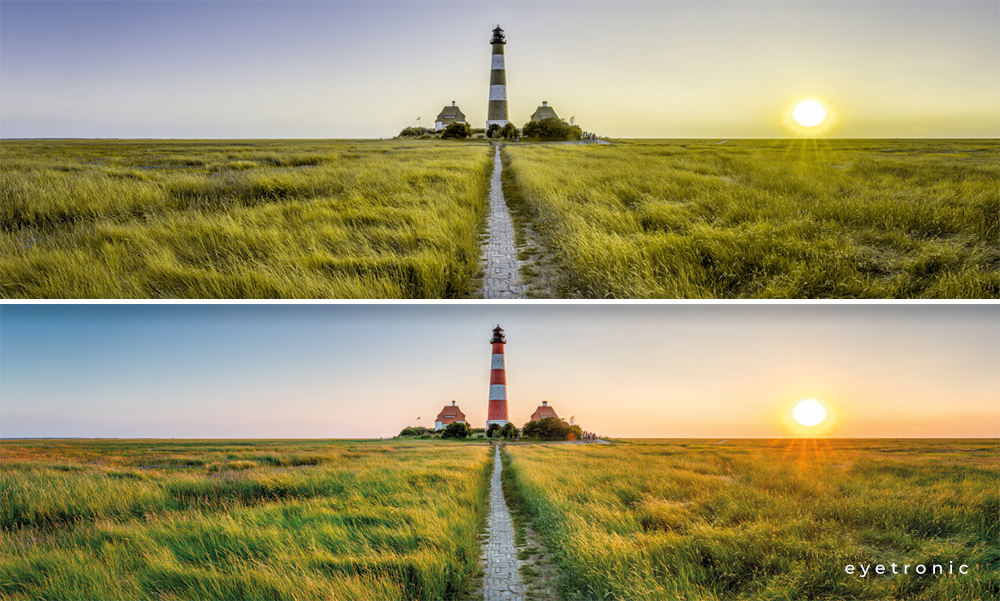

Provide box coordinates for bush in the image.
[521,417,582,440]
[441,122,471,140]
[501,123,519,140]
[441,421,471,439]
[399,426,429,437]
[487,124,501,139]
[398,127,427,138]
[486,424,501,438]
[500,423,520,439]
[521,117,582,141]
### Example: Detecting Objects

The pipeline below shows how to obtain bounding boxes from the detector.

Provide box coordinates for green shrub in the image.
[521,417,582,440]
[441,123,471,140]
[521,117,581,141]
[441,422,471,439]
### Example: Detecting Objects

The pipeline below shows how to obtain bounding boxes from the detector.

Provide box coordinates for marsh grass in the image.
[1,139,491,298]
[0,439,492,600]
[503,439,999,600]
[502,139,999,298]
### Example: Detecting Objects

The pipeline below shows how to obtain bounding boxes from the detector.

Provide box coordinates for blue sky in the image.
[1,1,997,138]
[2,304,997,439]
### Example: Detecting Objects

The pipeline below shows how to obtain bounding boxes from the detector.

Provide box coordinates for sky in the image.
[1,0,997,139]
[2,303,997,439]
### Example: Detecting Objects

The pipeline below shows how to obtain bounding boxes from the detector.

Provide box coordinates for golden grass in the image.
[1,139,492,298]
[502,439,999,600]
[502,139,999,298]
[1,439,492,600]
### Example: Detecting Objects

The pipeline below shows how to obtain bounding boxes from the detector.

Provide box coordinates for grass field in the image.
[1,139,491,298]
[0,439,491,600]
[502,439,1000,600]
[502,139,999,298]
[4,138,996,299]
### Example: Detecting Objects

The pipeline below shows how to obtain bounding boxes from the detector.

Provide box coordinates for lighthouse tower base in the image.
[486,419,510,428]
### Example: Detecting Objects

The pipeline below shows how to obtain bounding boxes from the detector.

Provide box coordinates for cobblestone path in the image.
[483,446,525,601]
[482,147,526,299]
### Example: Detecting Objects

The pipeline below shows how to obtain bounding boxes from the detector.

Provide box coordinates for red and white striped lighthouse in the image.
[486,325,510,428]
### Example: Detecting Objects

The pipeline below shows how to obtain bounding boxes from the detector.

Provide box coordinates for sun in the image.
[792,99,827,127]
[792,399,828,427]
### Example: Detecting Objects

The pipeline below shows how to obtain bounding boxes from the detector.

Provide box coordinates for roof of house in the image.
[530,105,559,121]
[436,105,466,122]
[436,404,467,422]
[529,404,559,421]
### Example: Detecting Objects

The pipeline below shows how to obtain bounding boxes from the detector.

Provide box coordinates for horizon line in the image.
[3,136,999,141]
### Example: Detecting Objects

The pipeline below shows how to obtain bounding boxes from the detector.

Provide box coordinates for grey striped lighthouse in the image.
[486,26,509,129]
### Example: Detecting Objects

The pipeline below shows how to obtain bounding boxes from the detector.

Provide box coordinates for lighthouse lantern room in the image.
[486,325,510,428]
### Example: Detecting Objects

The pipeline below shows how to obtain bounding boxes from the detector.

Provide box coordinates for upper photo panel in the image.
[2,1,997,299]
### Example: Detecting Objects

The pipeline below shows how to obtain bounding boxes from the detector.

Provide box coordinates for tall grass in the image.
[1,139,492,298]
[502,439,999,600]
[0,439,492,600]
[502,139,999,298]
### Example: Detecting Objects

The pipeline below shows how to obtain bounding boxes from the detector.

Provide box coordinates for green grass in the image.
[501,139,999,298]
[1,139,492,298]
[501,439,999,600]
[0,439,492,600]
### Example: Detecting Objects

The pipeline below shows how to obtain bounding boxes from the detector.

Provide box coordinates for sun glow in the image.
[792,399,827,427]
[792,100,827,127]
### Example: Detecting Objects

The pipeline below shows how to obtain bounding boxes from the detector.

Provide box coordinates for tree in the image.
[487,423,501,438]
[521,117,582,141]
[501,123,519,140]
[521,417,582,440]
[399,426,427,437]
[441,122,471,139]
[441,421,470,439]
[398,127,426,138]
[500,422,520,439]
[486,124,501,139]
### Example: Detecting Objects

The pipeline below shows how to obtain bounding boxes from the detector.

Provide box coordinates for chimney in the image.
[452,400,456,406]
[452,101,456,107]
[542,101,547,107]
[542,401,547,407]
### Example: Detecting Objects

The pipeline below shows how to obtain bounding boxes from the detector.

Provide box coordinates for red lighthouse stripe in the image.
[491,343,505,354]
[490,370,506,385]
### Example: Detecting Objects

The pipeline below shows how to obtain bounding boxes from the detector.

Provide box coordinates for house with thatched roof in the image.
[529,101,559,122]
[435,102,467,131]
[435,401,467,430]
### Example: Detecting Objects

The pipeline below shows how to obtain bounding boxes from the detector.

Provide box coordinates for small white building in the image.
[435,102,467,131]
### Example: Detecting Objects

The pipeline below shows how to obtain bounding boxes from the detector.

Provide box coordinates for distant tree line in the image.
[397,417,583,441]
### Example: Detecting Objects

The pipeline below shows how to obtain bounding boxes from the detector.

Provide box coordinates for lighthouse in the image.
[486,26,509,129]
[486,325,510,428]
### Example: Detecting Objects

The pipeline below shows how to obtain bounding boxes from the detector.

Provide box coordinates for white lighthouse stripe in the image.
[491,55,505,70]
[489,86,507,101]
[491,354,505,369]
[489,385,506,400]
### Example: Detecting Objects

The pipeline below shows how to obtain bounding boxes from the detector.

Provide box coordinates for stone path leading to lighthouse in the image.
[482,446,525,601]
[482,146,526,299]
